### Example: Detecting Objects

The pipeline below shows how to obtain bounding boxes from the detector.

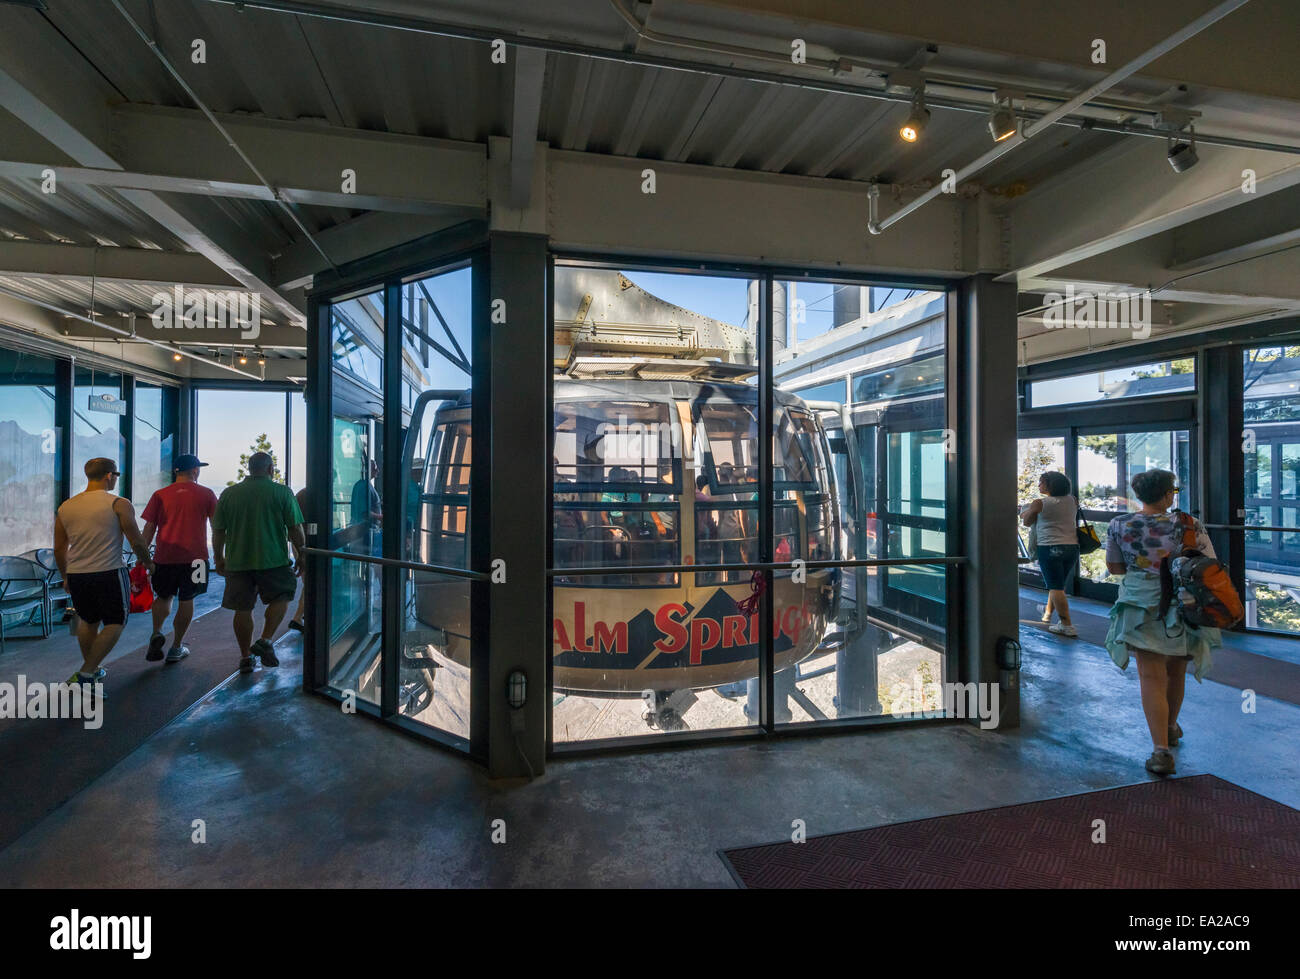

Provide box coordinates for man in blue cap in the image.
[141,453,218,664]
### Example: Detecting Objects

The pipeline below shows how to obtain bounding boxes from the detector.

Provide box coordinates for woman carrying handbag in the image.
[1021,471,1081,636]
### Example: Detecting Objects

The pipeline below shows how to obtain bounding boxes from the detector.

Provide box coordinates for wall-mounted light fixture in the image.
[507,669,527,710]
[996,636,1022,671]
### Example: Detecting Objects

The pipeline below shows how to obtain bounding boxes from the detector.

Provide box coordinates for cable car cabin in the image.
[401,359,842,699]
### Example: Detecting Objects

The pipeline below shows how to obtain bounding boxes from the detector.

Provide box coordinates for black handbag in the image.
[1076,509,1102,554]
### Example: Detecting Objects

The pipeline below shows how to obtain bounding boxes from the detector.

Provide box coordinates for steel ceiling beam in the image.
[0,15,306,325]
[0,240,241,287]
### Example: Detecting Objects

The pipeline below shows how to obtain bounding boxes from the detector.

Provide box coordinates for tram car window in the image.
[552,399,682,587]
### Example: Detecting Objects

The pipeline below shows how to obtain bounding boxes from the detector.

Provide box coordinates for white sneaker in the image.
[1048,623,1078,637]
[165,644,190,664]
[1036,604,1051,623]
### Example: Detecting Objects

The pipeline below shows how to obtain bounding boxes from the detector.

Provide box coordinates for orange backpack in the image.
[1159,512,1244,629]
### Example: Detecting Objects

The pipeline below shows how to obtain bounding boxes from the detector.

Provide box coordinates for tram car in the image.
[401,357,843,707]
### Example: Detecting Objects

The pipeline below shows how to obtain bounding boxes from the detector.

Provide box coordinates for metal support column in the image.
[1203,345,1245,618]
[381,280,403,716]
[303,296,332,692]
[487,231,548,777]
[957,275,1020,728]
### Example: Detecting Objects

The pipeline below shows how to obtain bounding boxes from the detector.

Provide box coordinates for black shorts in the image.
[66,568,130,626]
[152,561,210,601]
[222,565,298,612]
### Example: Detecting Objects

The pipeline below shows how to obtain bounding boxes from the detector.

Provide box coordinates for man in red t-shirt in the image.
[141,454,218,664]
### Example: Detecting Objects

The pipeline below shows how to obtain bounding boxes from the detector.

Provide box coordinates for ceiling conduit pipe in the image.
[867,0,1252,234]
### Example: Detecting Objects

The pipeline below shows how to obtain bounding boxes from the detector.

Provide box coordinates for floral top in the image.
[1105,510,1215,577]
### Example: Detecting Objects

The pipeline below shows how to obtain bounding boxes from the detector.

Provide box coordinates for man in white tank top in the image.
[54,457,155,686]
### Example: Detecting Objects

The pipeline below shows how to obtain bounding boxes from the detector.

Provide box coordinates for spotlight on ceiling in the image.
[172,351,183,361]
[1167,132,1199,173]
[238,351,248,365]
[899,90,929,143]
[988,101,1018,143]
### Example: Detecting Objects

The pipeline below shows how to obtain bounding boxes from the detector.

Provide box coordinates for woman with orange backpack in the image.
[1103,468,1240,777]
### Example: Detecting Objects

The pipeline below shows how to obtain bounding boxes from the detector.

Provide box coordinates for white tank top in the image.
[1036,495,1078,546]
[58,490,125,574]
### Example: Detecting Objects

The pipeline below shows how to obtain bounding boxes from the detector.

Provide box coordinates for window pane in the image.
[1077,430,1190,513]
[289,391,306,492]
[131,383,172,510]
[552,264,759,742]
[1030,358,1195,408]
[1016,436,1065,574]
[776,279,948,728]
[327,288,385,707]
[1242,345,1300,635]
[73,368,123,487]
[400,265,474,739]
[195,390,290,491]
[0,351,59,556]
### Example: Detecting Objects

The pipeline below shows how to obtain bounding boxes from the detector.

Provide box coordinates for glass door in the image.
[326,288,386,707]
[874,407,948,643]
[1017,434,1066,587]
[1074,426,1194,601]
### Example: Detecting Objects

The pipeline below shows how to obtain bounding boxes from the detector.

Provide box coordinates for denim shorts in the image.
[1037,544,1079,589]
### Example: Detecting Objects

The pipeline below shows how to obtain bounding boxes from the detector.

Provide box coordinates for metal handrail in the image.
[1202,524,1298,533]
[299,546,488,581]
[547,556,965,577]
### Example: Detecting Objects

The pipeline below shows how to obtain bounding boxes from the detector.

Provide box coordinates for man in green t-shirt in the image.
[213,452,306,674]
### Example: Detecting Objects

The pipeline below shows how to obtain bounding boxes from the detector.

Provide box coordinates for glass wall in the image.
[551,264,760,740]
[1075,428,1192,583]
[195,389,294,492]
[0,350,178,555]
[398,264,474,739]
[326,288,385,708]
[776,278,948,726]
[290,392,306,491]
[549,265,952,742]
[73,367,124,488]
[1028,358,1195,408]
[1017,435,1065,579]
[1242,345,1300,634]
[311,253,483,753]
[131,382,172,510]
[0,350,60,557]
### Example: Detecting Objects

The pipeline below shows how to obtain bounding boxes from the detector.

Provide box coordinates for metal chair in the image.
[0,556,52,654]
[17,547,70,616]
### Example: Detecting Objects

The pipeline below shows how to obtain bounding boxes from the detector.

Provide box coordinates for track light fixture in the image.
[1167,126,1199,173]
[238,350,248,365]
[899,88,929,143]
[988,94,1018,143]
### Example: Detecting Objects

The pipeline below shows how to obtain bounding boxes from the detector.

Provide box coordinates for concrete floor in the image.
[1,609,1297,887]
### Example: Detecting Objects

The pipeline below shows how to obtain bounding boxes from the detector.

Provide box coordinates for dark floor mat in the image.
[720,775,1300,888]
[0,612,293,852]
[1019,596,1300,706]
